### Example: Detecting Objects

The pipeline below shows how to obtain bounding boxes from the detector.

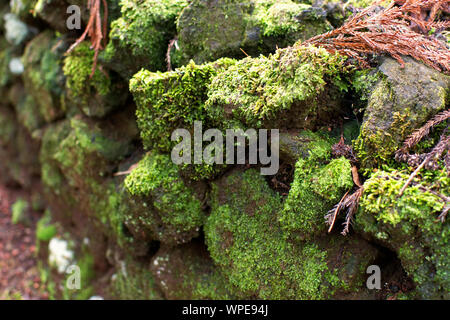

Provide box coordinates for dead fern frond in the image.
[66,0,108,78]
[396,109,450,155]
[305,0,450,74]
[326,187,364,235]
[399,133,450,195]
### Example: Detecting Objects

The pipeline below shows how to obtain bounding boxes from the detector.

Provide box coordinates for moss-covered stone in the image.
[206,44,351,128]
[150,242,234,299]
[130,58,236,180]
[0,47,13,88]
[22,31,67,122]
[63,41,127,118]
[356,168,449,299]
[0,103,41,187]
[280,131,354,240]
[104,0,188,79]
[205,168,377,299]
[110,254,162,300]
[14,93,46,134]
[124,152,206,246]
[354,57,450,170]
[174,0,331,65]
[39,112,139,251]
[130,58,235,152]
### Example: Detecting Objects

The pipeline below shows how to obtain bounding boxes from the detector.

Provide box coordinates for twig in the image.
[399,134,449,196]
[66,0,108,78]
[327,190,350,233]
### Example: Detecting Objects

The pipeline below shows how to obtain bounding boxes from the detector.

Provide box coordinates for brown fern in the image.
[397,109,450,155]
[305,0,450,74]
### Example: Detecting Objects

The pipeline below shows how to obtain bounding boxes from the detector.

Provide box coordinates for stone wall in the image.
[0,0,448,300]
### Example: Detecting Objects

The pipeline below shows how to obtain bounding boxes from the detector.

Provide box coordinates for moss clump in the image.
[206,44,350,128]
[205,169,348,299]
[250,0,330,41]
[130,58,235,152]
[52,116,134,184]
[36,210,57,242]
[63,42,127,118]
[124,152,206,246]
[356,168,449,299]
[22,31,66,122]
[39,115,138,249]
[280,132,354,239]
[104,0,188,79]
[11,198,29,225]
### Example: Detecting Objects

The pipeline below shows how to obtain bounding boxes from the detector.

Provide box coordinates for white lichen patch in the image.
[48,238,74,273]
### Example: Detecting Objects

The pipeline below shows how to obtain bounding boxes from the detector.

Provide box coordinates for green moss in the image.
[124,152,205,245]
[14,94,46,134]
[11,198,29,225]
[110,255,162,300]
[39,116,137,248]
[174,0,330,65]
[63,42,128,118]
[250,0,330,41]
[151,243,234,299]
[130,58,236,152]
[36,210,57,242]
[280,131,353,239]
[206,44,350,128]
[0,48,12,88]
[205,169,345,299]
[51,116,133,186]
[347,0,377,7]
[22,31,66,122]
[357,168,449,299]
[104,0,188,79]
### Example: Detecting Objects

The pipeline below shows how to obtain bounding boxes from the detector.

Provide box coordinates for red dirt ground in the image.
[0,184,48,300]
